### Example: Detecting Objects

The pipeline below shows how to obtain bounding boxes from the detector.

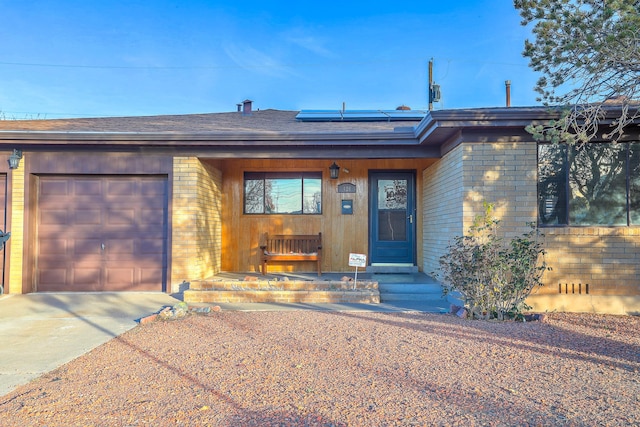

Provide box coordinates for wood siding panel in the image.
[219,158,434,273]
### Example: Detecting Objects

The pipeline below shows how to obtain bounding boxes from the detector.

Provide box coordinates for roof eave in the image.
[0,129,418,146]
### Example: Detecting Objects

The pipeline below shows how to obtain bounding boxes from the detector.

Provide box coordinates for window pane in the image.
[378,211,406,241]
[538,144,567,225]
[303,177,322,214]
[244,172,322,215]
[244,178,264,214]
[265,178,302,213]
[568,143,627,226]
[377,180,407,210]
[630,142,640,224]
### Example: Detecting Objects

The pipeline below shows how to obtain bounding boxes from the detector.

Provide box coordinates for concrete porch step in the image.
[184,277,381,304]
[184,289,380,304]
[366,265,419,273]
[378,282,444,303]
[377,283,442,294]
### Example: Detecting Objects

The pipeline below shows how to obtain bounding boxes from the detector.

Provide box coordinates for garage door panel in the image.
[40,180,70,196]
[38,269,67,289]
[106,180,135,196]
[73,239,102,256]
[37,175,167,292]
[40,210,69,226]
[74,209,102,225]
[140,180,167,195]
[141,209,165,225]
[106,268,134,285]
[39,239,68,255]
[106,209,136,226]
[140,268,164,290]
[75,179,102,195]
[106,239,134,255]
[73,269,101,286]
[139,239,165,255]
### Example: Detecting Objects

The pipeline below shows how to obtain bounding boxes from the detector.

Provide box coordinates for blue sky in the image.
[0,1,540,119]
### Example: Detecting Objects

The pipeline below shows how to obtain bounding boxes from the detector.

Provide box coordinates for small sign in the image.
[337,183,357,193]
[348,253,367,268]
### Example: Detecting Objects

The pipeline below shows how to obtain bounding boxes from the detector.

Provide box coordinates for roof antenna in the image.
[428,58,440,110]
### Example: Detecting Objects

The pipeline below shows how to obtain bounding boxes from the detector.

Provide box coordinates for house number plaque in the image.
[337,183,356,193]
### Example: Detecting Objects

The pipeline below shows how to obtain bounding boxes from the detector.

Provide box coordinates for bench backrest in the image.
[263,233,322,254]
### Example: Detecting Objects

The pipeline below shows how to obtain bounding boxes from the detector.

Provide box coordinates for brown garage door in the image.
[37,175,167,292]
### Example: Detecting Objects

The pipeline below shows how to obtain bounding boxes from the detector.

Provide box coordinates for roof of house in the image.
[0,109,422,134]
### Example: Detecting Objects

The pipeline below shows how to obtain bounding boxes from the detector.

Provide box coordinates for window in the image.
[244,172,322,214]
[538,142,640,226]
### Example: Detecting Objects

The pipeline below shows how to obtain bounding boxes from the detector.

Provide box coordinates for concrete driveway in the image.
[0,292,180,397]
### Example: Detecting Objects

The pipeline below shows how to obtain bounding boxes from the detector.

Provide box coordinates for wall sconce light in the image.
[329,162,340,179]
[8,149,22,170]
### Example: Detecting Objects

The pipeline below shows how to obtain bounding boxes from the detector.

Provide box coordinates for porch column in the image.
[171,157,222,292]
[8,155,25,294]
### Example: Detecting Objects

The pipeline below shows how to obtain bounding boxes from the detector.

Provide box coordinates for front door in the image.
[369,171,416,265]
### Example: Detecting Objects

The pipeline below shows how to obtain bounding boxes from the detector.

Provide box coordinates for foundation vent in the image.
[559,283,589,294]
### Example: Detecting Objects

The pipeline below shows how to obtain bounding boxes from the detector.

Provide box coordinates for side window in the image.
[243,172,322,215]
[538,142,636,226]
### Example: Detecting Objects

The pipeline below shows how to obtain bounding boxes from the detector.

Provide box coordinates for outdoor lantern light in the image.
[8,149,22,170]
[329,162,340,179]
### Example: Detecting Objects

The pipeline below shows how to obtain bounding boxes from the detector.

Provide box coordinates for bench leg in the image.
[261,259,267,275]
[317,260,321,277]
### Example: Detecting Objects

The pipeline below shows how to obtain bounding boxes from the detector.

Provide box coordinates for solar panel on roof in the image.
[295,109,427,122]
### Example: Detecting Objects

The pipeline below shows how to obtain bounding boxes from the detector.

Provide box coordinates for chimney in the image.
[236,103,242,112]
[242,99,253,115]
[505,80,511,108]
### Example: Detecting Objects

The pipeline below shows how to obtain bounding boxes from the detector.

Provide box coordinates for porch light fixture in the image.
[329,162,340,179]
[8,149,22,170]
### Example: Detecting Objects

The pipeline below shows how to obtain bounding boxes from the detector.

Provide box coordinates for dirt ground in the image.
[1,311,639,426]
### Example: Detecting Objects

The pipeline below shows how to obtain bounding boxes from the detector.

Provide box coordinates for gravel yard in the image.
[1,311,639,426]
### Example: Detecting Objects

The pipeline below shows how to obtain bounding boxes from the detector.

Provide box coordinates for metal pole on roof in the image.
[428,58,434,111]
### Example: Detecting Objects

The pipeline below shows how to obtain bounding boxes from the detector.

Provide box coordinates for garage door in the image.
[37,176,167,292]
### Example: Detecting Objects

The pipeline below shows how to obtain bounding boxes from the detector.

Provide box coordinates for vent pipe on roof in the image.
[505,80,511,107]
[242,99,253,115]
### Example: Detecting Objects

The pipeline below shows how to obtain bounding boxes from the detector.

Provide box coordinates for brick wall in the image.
[541,227,640,296]
[460,142,538,235]
[8,155,24,294]
[424,140,640,312]
[422,145,464,276]
[423,141,538,281]
[171,157,222,291]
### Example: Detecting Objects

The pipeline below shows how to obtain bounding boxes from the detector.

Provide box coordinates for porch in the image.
[183,271,448,312]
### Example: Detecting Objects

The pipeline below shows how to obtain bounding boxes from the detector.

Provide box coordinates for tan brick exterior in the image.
[171,157,222,291]
[424,141,640,314]
[540,227,640,297]
[423,142,538,275]
[422,144,464,276]
[8,156,24,294]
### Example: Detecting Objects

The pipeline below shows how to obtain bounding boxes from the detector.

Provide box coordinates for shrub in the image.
[437,203,548,320]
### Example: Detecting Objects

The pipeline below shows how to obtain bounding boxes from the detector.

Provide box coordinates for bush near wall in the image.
[436,203,549,320]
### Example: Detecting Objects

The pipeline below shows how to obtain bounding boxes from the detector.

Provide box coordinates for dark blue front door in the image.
[369,171,416,265]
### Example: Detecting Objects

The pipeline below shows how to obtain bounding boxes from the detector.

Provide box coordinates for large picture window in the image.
[244,172,322,214]
[538,142,640,226]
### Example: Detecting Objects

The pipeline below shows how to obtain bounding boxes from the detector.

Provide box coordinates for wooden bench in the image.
[260,233,322,276]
